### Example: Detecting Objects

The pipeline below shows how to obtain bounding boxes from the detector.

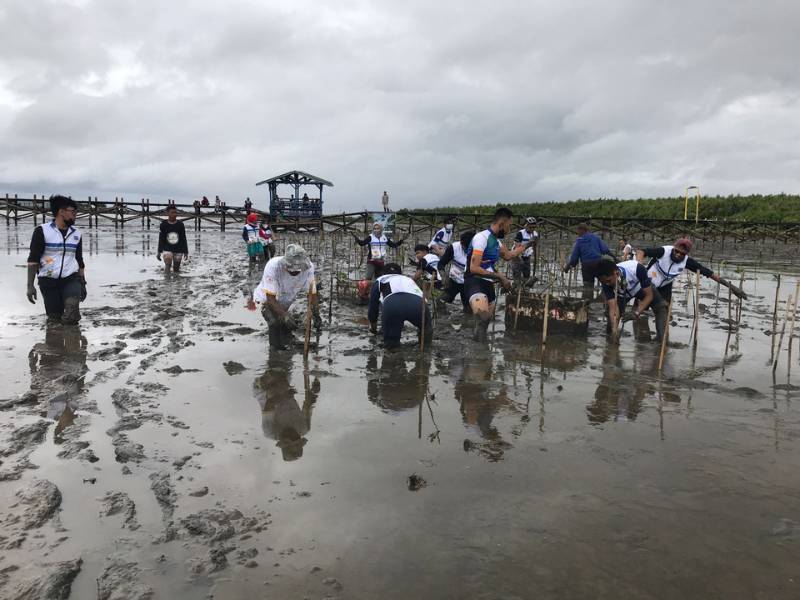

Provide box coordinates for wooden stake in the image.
[787,282,800,359]
[773,294,794,374]
[541,291,550,349]
[419,281,428,352]
[513,285,523,331]
[658,298,673,373]
[304,279,317,358]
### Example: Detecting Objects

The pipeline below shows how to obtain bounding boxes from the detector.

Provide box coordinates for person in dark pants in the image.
[26,195,87,324]
[596,257,667,342]
[511,217,539,282]
[157,205,189,273]
[637,238,747,303]
[563,222,615,298]
[368,263,432,348]
[352,222,405,280]
[437,229,474,312]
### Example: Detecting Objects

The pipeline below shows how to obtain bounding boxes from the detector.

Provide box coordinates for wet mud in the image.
[0,227,799,599]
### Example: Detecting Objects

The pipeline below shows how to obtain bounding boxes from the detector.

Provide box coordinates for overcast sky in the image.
[1,0,798,211]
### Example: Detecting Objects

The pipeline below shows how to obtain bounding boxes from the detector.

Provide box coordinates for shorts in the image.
[464,276,496,305]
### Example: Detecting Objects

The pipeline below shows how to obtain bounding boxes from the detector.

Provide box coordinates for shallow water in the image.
[1,226,799,599]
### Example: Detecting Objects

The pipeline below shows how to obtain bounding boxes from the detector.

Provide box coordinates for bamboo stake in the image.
[658,298,674,373]
[541,291,550,350]
[773,294,794,373]
[770,274,782,361]
[787,282,800,362]
[419,280,428,352]
[691,271,701,345]
[513,285,523,331]
[304,279,317,358]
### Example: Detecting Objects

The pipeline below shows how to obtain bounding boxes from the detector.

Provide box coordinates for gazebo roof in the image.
[255,170,334,187]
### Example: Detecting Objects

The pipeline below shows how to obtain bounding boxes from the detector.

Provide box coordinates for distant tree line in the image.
[400,194,800,223]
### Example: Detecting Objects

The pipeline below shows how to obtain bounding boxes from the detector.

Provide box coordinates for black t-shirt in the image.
[158,220,188,254]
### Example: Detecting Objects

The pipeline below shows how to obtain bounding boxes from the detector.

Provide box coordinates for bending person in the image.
[437,229,474,312]
[368,263,431,348]
[563,222,615,298]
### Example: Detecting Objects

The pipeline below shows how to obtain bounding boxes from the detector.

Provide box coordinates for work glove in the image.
[26,285,37,304]
[80,278,88,302]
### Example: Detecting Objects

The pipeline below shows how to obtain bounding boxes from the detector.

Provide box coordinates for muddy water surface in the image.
[1,227,799,600]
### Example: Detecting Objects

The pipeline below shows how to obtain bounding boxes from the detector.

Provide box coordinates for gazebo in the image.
[255,170,333,221]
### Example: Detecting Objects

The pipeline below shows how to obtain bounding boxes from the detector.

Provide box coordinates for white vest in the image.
[449,243,468,284]
[422,253,441,281]
[517,229,539,258]
[647,245,687,288]
[429,227,452,248]
[244,224,259,242]
[369,234,388,260]
[617,260,644,302]
[38,221,82,279]
[376,274,423,302]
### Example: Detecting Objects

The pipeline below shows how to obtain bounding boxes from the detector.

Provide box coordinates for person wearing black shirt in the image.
[157,205,189,273]
[26,195,87,324]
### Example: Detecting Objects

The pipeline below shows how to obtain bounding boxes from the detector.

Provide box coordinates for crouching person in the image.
[368,263,432,349]
[253,244,320,350]
[596,256,667,342]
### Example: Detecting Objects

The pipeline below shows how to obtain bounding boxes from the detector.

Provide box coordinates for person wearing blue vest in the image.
[26,195,87,324]
[596,257,667,342]
[466,207,533,342]
[564,222,615,298]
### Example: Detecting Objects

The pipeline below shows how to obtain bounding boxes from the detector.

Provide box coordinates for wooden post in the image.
[787,282,800,359]
[658,298,674,373]
[513,285,523,331]
[220,203,226,231]
[419,281,428,352]
[32,194,38,226]
[304,280,317,358]
[141,198,145,227]
[541,291,550,350]
[146,199,151,229]
[773,294,794,374]
[13,194,18,224]
[120,197,125,228]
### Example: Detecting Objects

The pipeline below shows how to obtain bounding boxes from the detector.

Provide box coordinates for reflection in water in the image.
[366,349,429,412]
[452,355,515,461]
[253,353,319,461]
[28,322,88,438]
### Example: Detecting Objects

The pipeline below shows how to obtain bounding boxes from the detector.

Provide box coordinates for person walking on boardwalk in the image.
[352,222,405,280]
[596,256,668,342]
[428,218,454,257]
[242,212,263,264]
[465,207,533,342]
[252,244,320,350]
[437,229,475,312]
[382,191,390,213]
[26,195,87,324]
[157,205,189,273]
[636,238,747,303]
[511,217,539,283]
[563,222,615,298]
[368,263,431,348]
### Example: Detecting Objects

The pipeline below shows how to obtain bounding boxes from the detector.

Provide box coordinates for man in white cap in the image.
[253,244,320,350]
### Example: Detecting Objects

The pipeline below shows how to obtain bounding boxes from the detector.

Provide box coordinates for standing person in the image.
[511,217,540,282]
[563,223,615,298]
[619,238,634,261]
[428,219,454,257]
[381,191,390,213]
[465,207,532,341]
[352,222,405,280]
[438,230,475,312]
[201,196,210,207]
[244,197,253,212]
[26,195,87,324]
[413,244,442,288]
[368,263,431,348]
[637,238,747,302]
[252,244,320,350]
[157,205,189,273]
[242,212,263,263]
[259,218,276,261]
[214,195,221,213]
[596,257,667,342]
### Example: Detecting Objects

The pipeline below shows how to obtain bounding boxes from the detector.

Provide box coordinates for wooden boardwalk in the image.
[3,193,799,245]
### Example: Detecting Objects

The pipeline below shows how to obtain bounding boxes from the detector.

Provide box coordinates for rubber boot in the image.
[61,297,81,325]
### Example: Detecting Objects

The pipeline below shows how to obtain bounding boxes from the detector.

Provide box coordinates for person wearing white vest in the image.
[428,219,454,256]
[413,244,442,288]
[597,257,667,342]
[637,238,747,303]
[511,217,540,281]
[437,230,475,312]
[353,222,405,279]
[26,195,87,324]
[367,263,431,348]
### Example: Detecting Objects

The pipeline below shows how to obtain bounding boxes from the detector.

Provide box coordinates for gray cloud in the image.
[1,0,799,211]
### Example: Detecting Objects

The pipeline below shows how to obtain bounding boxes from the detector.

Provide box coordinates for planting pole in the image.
[658,298,674,373]
[773,294,794,374]
[771,274,782,361]
[541,291,550,350]
[787,282,800,365]
[419,280,428,353]
[304,279,317,359]
[513,285,523,331]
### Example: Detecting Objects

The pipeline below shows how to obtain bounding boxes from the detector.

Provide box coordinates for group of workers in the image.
[25,196,747,355]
